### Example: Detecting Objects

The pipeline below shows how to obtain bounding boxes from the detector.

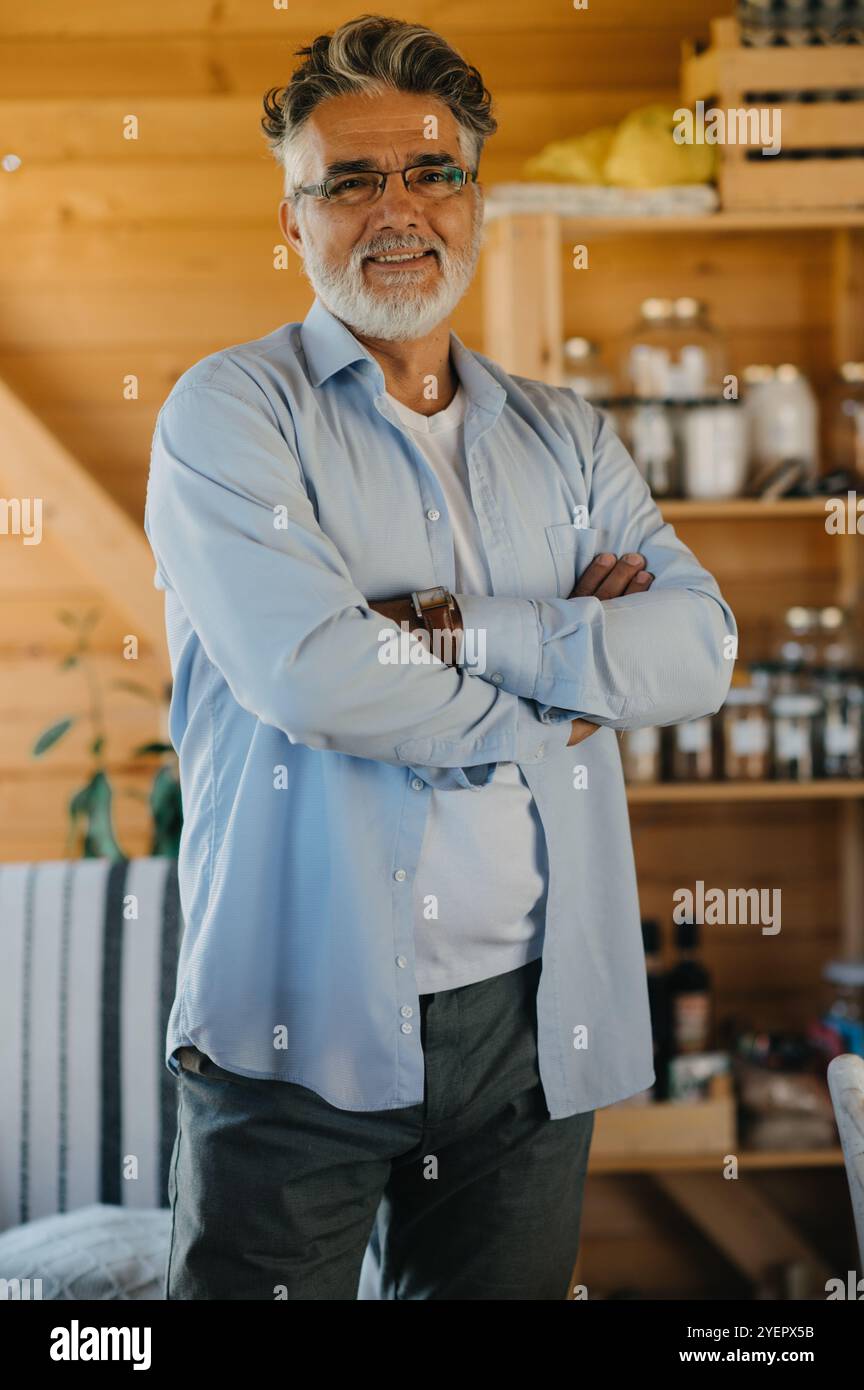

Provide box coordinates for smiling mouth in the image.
[365,249,437,265]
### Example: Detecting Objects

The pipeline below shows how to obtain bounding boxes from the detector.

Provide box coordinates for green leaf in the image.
[91,735,105,757]
[133,740,175,756]
[57,611,79,627]
[82,771,125,860]
[59,654,79,669]
[33,717,75,756]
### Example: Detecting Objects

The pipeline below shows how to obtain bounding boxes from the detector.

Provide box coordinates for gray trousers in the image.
[166,955,595,1300]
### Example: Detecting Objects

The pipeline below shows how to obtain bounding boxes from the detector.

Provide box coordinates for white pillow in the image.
[0,1204,171,1300]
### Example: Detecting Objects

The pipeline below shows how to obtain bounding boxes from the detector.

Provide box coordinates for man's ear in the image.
[278,197,304,258]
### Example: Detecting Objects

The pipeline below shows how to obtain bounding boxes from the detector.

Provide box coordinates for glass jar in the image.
[815,672,864,778]
[680,397,749,499]
[619,297,726,400]
[721,686,771,779]
[671,716,715,781]
[743,363,819,491]
[828,362,864,483]
[628,401,678,497]
[774,605,821,675]
[621,725,662,782]
[771,692,822,780]
[562,337,615,401]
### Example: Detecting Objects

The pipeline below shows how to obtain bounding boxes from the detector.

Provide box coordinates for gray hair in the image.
[260,14,497,196]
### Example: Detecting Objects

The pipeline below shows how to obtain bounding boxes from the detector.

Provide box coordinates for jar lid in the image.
[743,364,775,383]
[776,363,806,382]
[819,605,846,630]
[839,362,864,383]
[673,296,706,320]
[563,337,598,362]
[724,686,767,705]
[823,959,864,988]
[771,693,822,715]
[639,297,674,321]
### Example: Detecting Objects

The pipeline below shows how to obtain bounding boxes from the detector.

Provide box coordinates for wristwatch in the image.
[410,586,462,657]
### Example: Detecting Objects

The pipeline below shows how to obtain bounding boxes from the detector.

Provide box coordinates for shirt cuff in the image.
[455,593,541,699]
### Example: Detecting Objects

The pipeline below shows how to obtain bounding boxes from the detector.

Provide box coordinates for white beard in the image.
[298,195,484,343]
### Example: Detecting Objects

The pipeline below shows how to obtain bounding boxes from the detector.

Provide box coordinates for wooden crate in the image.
[591,1072,736,1160]
[681,16,864,211]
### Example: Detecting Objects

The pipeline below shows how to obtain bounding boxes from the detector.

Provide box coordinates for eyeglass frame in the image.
[293,162,478,204]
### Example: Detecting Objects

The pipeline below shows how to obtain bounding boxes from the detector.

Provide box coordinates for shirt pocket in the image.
[544,523,601,598]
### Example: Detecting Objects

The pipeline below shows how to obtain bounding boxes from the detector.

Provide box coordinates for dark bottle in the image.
[642,917,672,1100]
[668,918,713,1055]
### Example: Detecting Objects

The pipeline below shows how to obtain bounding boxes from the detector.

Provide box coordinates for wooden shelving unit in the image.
[480,196,864,1025]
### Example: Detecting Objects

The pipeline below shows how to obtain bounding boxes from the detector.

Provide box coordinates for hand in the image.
[567,717,599,747]
[570,552,654,599]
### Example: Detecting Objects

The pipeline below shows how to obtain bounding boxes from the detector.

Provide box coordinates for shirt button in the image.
[400,1005,414,1018]
[400,1022,413,1035]
[426,508,440,521]
[396,955,408,968]
[491,672,504,684]
[411,778,424,791]
[394,868,407,881]
[537,743,545,757]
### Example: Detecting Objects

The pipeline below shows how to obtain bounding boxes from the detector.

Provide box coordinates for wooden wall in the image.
[0,0,730,519]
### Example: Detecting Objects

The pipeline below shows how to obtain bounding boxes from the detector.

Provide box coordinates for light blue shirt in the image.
[144,295,737,1118]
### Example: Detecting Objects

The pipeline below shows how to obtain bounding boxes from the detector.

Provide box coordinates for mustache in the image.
[353,232,444,264]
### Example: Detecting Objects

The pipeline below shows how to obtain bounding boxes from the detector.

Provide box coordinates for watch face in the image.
[420,586,448,607]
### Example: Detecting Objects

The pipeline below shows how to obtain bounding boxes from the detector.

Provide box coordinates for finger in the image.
[594,553,647,600]
[622,570,654,595]
[570,553,616,597]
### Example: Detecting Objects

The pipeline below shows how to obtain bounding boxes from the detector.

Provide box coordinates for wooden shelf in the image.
[589,1146,845,1175]
[484,205,864,237]
[627,780,864,803]
[559,210,864,237]
[658,498,839,520]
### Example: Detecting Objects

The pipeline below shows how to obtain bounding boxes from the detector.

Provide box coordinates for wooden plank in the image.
[0,34,688,98]
[482,213,562,382]
[628,781,864,803]
[0,90,668,164]
[0,377,169,662]
[721,159,864,213]
[832,228,864,367]
[0,0,729,38]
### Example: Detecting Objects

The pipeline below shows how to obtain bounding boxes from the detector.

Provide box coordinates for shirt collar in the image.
[299,296,506,417]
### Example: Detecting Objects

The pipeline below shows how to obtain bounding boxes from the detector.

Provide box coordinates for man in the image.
[146,15,736,1301]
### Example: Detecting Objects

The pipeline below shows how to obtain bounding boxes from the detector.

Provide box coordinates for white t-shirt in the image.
[385,384,549,994]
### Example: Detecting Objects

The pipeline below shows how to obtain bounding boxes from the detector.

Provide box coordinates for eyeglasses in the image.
[294,163,477,207]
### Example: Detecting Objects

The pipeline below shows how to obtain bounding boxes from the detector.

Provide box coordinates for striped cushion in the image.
[0,858,183,1233]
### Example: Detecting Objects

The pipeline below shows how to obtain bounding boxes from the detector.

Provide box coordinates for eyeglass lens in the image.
[325,165,465,204]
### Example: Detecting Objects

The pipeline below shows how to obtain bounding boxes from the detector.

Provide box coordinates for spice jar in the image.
[621,725,662,782]
[671,716,715,781]
[743,363,819,491]
[721,687,771,779]
[815,672,864,779]
[680,397,748,499]
[771,692,822,780]
[620,297,726,401]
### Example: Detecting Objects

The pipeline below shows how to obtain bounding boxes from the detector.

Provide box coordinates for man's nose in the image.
[369,172,423,226]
